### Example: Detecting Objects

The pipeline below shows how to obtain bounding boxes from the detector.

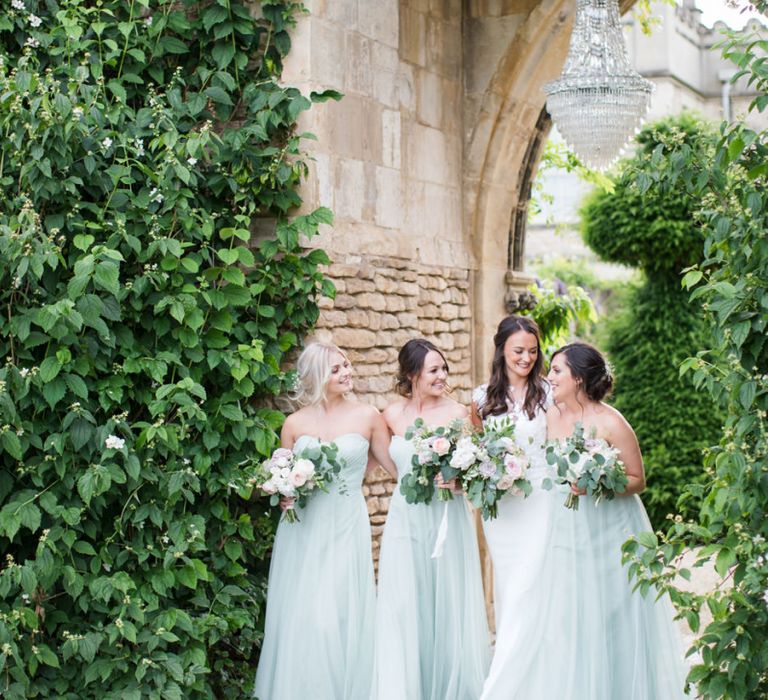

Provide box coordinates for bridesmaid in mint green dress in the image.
[254,342,397,700]
[372,339,491,700]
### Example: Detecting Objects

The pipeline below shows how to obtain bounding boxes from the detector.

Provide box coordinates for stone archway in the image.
[463,0,575,380]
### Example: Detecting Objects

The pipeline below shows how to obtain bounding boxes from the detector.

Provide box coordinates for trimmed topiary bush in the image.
[580,112,723,528]
[0,2,336,697]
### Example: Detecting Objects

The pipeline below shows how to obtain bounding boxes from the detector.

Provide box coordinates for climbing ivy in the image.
[0,0,336,697]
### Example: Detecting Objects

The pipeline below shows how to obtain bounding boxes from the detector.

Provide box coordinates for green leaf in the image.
[1,431,23,460]
[39,357,62,383]
[217,249,239,266]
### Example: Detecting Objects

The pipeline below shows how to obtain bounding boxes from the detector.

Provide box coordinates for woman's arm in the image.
[607,412,646,496]
[369,410,398,480]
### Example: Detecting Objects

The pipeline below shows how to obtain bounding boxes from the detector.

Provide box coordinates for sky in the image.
[695,0,767,28]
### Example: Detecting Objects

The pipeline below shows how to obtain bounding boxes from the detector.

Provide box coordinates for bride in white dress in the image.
[470,316,552,629]
[476,318,603,699]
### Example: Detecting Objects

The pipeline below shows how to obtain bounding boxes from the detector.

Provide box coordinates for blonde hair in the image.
[291,342,349,407]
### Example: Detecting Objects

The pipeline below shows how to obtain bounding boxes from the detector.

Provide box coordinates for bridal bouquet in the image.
[545,422,628,510]
[254,442,343,522]
[400,418,466,504]
[454,418,531,520]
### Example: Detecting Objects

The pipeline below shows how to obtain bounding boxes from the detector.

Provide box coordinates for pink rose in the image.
[431,437,451,456]
[290,470,308,488]
[261,480,278,495]
[504,454,525,480]
[497,474,515,490]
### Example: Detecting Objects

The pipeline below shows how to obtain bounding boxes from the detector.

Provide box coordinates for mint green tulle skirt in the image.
[482,488,690,700]
[254,434,375,700]
[372,436,491,700]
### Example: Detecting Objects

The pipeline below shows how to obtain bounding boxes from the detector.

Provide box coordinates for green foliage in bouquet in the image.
[580,112,724,527]
[621,20,768,699]
[0,1,337,697]
[399,418,465,505]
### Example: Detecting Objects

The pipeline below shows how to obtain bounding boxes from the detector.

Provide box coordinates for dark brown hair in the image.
[395,339,449,397]
[551,342,614,402]
[482,315,546,420]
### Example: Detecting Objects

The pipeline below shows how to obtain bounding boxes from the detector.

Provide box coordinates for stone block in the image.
[415,68,444,129]
[371,40,400,104]
[381,109,402,169]
[358,0,399,47]
[333,327,378,348]
[346,309,370,328]
[322,0,358,27]
[384,295,406,312]
[381,313,400,330]
[345,32,373,96]
[373,275,400,294]
[345,277,377,294]
[329,263,362,277]
[420,303,439,318]
[434,320,451,332]
[399,6,427,66]
[318,296,334,310]
[324,94,383,163]
[356,292,387,311]
[367,497,380,515]
[335,158,366,221]
[309,19,347,87]
[354,362,382,377]
[367,348,391,363]
[319,310,348,327]
[406,123,450,185]
[439,303,459,320]
[332,293,357,309]
[367,375,396,393]
[375,166,403,230]
[398,312,419,327]
[453,332,471,348]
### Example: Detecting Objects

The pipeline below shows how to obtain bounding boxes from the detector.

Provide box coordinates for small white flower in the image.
[11,0,25,9]
[186,157,197,166]
[148,187,163,204]
[102,137,113,150]
[764,589,768,609]
[135,139,145,156]
[24,36,40,48]
[105,434,125,450]
[19,368,29,378]
[27,13,42,27]
[145,16,153,26]
[72,106,83,119]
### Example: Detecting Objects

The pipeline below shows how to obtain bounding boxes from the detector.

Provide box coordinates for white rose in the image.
[293,458,315,478]
[261,480,278,495]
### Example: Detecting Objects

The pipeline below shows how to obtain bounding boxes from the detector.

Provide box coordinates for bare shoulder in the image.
[281,409,307,442]
[382,398,408,422]
[595,402,634,439]
[444,396,469,420]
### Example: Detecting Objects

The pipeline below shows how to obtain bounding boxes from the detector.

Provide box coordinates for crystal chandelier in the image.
[544,0,653,170]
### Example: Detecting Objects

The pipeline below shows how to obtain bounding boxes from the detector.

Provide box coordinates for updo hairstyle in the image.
[551,342,614,402]
[395,339,449,397]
